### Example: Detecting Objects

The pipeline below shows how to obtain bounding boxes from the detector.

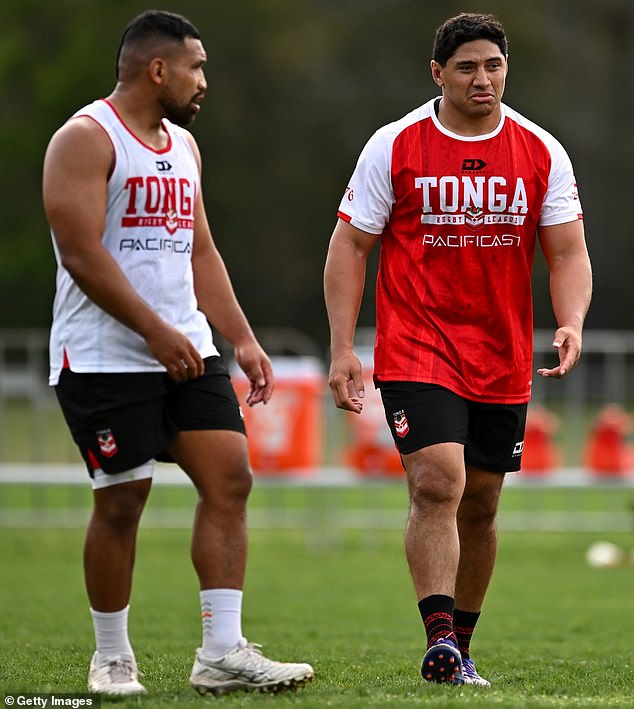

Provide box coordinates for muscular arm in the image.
[537,219,592,378]
[323,219,378,412]
[187,136,273,405]
[42,118,204,380]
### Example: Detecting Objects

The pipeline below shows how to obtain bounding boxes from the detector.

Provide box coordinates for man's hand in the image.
[328,350,365,413]
[537,326,582,379]
[235,341,274,406]
[145,323,204,382]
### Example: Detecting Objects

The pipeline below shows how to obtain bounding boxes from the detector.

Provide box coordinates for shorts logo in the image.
[393,410,410,438]
[96,429,118,458]
[512,440,524,456]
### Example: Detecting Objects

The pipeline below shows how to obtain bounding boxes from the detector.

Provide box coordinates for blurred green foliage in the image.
[1,0,632,349]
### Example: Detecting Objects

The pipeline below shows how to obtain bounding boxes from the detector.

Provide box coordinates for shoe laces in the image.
[233,639,284,671]
[101,656,139,683]
[238,640,265,659]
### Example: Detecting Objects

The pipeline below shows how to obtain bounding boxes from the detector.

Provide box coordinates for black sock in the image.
[453,609,481,659]
[418,594,457,649]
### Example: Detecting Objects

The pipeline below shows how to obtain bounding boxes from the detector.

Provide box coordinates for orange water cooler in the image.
[343,352,403,476]
[231,356,324,475]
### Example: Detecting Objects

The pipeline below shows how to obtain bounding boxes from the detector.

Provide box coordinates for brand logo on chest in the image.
[121,176,195,234]
[414,175,528,228]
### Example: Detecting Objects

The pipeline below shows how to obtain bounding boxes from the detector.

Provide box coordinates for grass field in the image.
[1,482,633,707]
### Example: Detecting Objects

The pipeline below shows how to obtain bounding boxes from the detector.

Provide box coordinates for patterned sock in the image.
[90,605,134,660]
[200,588,243,658]
[453,609,481,660]
[418,594,457,649]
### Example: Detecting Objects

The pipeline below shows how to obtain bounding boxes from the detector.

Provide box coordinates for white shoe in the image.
[88,652,146,695]
[189,639,314,695]
[461,657,491,687]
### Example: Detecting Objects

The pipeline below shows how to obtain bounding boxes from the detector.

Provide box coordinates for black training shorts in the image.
[55,356,246,476]
[378,381,528,472]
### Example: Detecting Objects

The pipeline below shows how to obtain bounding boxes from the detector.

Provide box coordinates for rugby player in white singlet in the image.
[44,10,313,697]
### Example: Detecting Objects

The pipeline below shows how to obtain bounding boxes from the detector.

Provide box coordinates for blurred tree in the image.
[1,0,631,351]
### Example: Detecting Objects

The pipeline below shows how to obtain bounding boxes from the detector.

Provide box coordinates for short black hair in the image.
[115,10,202,78]
[432,13,508,66]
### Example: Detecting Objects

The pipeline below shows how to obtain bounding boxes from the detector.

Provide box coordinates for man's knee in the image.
[170,429,254,506]
[222,462,253,501]
[405,444,466,509]
[458,483,501,528]
[93,479,151,529]
[409,477,458,511]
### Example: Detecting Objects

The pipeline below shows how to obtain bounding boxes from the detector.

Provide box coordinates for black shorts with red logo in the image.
[55,356,245,476]
[378,381,528,472]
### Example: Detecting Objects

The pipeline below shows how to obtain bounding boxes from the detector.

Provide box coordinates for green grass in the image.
[1,483,633,707]
[0,397,78,463]
[1,481,633,533]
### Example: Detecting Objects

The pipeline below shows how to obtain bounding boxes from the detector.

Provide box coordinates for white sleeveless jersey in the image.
[49,99,218,385]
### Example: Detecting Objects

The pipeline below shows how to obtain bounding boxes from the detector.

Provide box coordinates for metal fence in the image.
[0,328,633,533]
[1,328,634,467]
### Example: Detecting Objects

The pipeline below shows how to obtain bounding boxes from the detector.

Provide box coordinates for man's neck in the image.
[436,98,502,137]
[106,90,169,150]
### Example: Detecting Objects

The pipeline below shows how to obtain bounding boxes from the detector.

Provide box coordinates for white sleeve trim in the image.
[505,107,583,227]
[337,125,395,234]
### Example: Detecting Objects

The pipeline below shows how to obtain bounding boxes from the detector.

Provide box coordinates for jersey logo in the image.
[465,206,484,228]
[512,440,524,456]
[119,236,192,253]
[165,209,178,234]
[96,429,118,458]
[393,410,410,438]
[415,175,529,231]
[156,160,173,172]
[121,175,195,235]
[462,158,486,171]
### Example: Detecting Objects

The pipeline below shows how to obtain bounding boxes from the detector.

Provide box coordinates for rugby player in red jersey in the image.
[325,12,591,687]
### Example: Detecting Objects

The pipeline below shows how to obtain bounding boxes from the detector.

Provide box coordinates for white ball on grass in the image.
[585,541,624,568]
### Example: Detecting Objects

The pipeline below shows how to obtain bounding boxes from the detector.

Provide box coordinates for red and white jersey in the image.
[49,99,218,384]
[338,98,582,403]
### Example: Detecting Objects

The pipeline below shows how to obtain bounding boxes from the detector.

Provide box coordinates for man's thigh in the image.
[167,429,251,493]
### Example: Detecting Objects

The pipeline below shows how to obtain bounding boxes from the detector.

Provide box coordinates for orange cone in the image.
[521,405,561,475]
[584,405,633,478]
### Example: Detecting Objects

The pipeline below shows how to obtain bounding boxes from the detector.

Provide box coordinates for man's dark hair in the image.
[115,10,202,79]
[432,13,508,66]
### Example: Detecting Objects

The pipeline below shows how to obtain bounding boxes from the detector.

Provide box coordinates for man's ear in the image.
[430,60,444,88]
[149,57,166,84]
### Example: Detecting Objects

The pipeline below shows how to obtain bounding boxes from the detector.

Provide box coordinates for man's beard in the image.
[160,93,198,127]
